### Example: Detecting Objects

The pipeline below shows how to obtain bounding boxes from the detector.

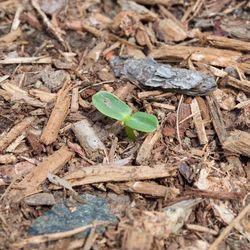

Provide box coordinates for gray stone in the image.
[29,194,117,236]
[109,57,216,96]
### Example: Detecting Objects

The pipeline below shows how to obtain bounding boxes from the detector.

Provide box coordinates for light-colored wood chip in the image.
[40,79,71,145]
[186,224,218,235]
[71,119,106,156]
[11,3,23,31]
[71,87,79,112]
[191,98,208,145]
[0,28,21,43]
[123,229,153,250]
[205,34,250,52]
[29,89,57,103]
[138,90,163,99]
[0,154,17,164]
[0,117,35,152]
[0,56,52,64]
[124,181,180,198]
[206,94,227,144]
[149,45,250,74]
[8,146,73,201]
[58,164,176,188]
[223,130,250,157]
[136,130,161,164]
[1,82,46,107]
[152,102,176,111]
[157,18,187,42]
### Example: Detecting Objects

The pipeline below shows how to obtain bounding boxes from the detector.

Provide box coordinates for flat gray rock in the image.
[29,194,117,236]
[109,57,216,96]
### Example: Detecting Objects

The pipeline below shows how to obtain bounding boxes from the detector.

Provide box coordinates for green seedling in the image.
[92,91,159,139]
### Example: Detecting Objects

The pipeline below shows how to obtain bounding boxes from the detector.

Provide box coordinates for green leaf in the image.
[124,112,159,133]
[92,91,132,121]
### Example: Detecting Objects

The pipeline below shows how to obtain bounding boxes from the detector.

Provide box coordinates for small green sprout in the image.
[92,91,159,139]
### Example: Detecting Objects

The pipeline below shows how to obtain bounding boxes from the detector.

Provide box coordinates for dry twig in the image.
[12,221,109,248]
[31,0,70,51]
[208,202,250,250]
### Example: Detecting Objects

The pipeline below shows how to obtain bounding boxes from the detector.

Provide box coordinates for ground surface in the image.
[0,0,250,249]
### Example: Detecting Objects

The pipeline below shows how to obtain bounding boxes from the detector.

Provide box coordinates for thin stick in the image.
[0,175,20,202]
[179,111,199,124]
[208,202,250,250]
[12,221,109,248]
[82,225,98,250]
[31,0,70,51]
[79,80,117,93]
[11,3,24,31]
[176,95,183,149]
[0,56,52,64]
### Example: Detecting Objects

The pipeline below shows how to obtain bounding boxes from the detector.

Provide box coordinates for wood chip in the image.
[191,98,208,145]
[114,82,135,101]
[152,102,176,111]
[227,76,250,94]
[123,229,153,250]
[0,117,35,153]
[186,224,218,235]
[59,164,176,188]
[11,3,23,31]
[150,45,249,74]
[138,90,163,99]
[31,0,69,51]
[205,34,250,52]
[223,130,250,157]
[0,28,21,43]
[136,130,161,164]
[29,89,57,103]
[72,119,106,156]
[157,18,187,42]
[133,0,171,6]
[8,145,73,201]
[206,94,227,144]
[40,79,71,145]
[1,82,46,107]
[124,181,180,198]
[0,56,52,64]
[71,87,79,112]
[0,154,17,164]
